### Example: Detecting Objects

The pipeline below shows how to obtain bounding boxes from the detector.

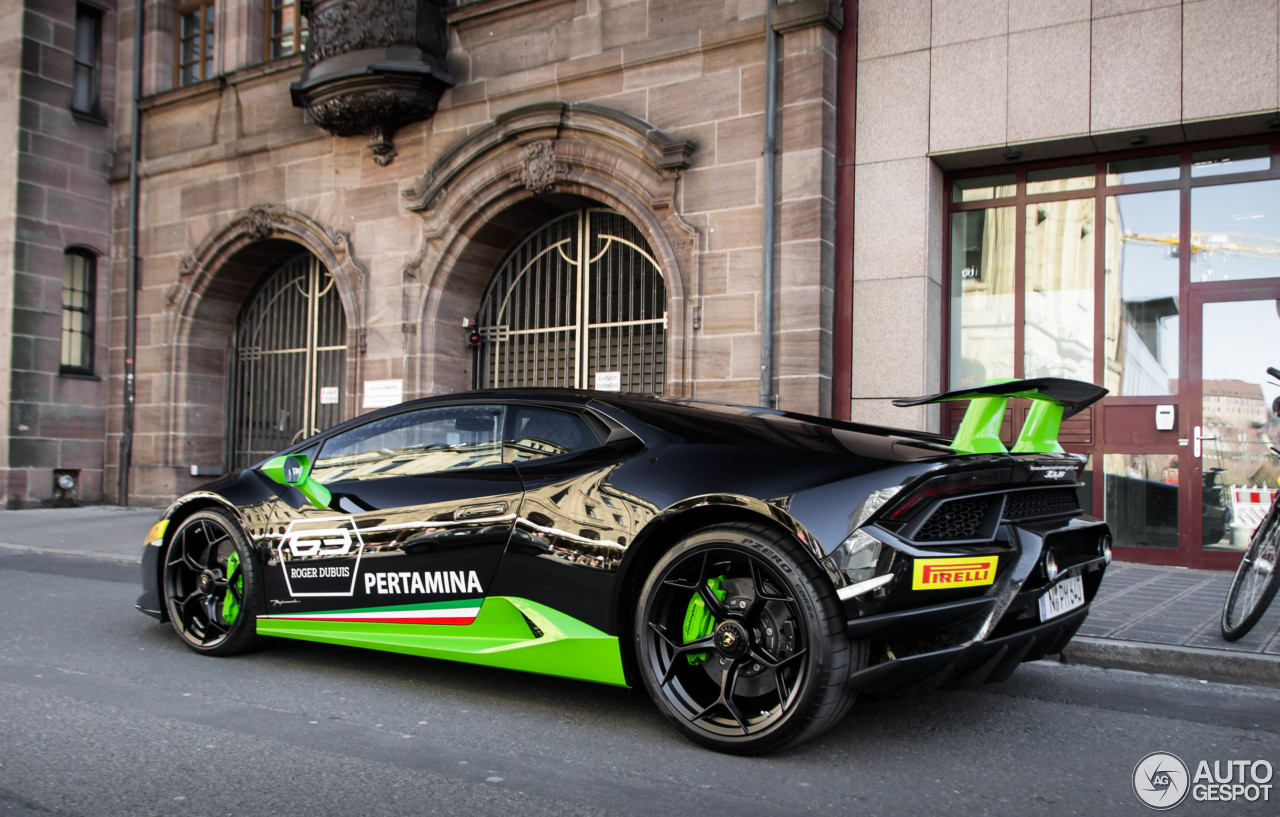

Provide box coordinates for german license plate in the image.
[1038,574,1085,621]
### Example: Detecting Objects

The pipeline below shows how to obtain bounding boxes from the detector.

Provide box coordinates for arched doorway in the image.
[228,252,347,468]
[473,208,666,393]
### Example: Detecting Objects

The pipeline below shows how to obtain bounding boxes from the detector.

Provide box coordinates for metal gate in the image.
[229,253,346,469]
[474,209,667,393]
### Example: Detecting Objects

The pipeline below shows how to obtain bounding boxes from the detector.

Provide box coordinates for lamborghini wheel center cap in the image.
[713,620,750,660]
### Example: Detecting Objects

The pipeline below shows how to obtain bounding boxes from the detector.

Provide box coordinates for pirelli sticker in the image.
[912,556,998,590]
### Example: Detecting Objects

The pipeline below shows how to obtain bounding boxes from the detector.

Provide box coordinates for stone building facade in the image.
[3,0,1280,569]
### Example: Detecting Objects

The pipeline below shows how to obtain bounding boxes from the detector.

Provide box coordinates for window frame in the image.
[174,0,217,88]
[264,0,306,62]
[60,248,97,377]
[944,134,1280,400]
[71,3,103,121]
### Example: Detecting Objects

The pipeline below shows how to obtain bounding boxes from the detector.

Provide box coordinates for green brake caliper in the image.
[221,551,243,625]
[682,575,726,665]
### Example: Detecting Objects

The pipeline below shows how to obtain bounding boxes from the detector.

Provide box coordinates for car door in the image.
[489,403,652,632]
[263,403,523,620]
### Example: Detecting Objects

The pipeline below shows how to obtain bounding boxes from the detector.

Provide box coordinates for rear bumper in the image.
[846,603,1088,694]
[840,516,1109,692]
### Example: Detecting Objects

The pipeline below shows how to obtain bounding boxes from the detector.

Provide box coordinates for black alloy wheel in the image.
[635,523,861,754]
[1221,501,1280,642]
[163,508,261,655]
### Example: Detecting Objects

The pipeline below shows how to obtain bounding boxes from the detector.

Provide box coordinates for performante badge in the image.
[911,556,998,590]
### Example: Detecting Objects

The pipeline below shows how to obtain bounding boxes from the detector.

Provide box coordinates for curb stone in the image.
[1061,636,1280,689]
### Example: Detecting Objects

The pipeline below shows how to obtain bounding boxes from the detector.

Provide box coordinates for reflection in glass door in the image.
[1195,298,1280,557]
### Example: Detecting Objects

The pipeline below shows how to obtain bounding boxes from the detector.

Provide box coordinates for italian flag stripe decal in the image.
[258,600,481,626]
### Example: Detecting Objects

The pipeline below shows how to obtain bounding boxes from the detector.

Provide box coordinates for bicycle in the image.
[1220,366,1280,642]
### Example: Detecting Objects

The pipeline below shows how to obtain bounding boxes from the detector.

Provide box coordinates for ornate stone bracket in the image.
[291,0,453,166]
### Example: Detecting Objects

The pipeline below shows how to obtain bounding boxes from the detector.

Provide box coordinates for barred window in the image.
[176,1,216,87]
[265,0,307,61]
[61,250,96,375]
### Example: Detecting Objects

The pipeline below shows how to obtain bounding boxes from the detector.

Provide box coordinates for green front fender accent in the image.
[255,597,628,687]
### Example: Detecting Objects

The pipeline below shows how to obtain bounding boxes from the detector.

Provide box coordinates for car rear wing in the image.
[893,378,1108,456]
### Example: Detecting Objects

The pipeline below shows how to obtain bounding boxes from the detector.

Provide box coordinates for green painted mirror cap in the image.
[260,454,331,509]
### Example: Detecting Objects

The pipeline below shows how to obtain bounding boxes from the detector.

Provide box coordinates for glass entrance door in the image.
[1188,292,1280,568]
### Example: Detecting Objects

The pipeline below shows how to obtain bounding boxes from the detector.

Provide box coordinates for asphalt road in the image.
[1,550,1278,817]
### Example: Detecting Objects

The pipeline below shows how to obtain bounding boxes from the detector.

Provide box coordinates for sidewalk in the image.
[1,506,1277,688]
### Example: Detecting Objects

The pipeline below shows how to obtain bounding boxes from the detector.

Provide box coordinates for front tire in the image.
[1221,502,1280,642]
[634,523,861,754]
[163,508,261,655]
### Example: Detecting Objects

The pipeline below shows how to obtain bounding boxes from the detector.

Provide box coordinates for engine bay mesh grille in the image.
[916,497,991,542]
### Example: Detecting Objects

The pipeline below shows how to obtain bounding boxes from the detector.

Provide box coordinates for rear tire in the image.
[163,509,261,656]
[1221,502,1280,642]
[634,523,862,754]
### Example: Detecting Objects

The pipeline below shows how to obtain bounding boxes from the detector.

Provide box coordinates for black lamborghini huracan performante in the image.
[137,379,1112,754]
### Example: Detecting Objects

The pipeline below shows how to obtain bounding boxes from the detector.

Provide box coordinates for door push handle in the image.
[454,502,508,520]
[1193,425,1216,459]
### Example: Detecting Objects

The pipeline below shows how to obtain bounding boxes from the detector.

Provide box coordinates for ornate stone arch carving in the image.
[161,205,369,469]
[401,102,700,396]
[167,205,366,328]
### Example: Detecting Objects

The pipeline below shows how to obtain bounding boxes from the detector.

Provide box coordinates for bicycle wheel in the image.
[1221,501,1280,641]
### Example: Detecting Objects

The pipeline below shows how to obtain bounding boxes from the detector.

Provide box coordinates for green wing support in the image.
[893,377,1108,456]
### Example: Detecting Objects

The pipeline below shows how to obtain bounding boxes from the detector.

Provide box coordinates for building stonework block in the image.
[858,0,932,59]
[854,158,932,283]
[601,0,648,50]
[696,379,763,405]
[648,69,740,127]
[779,98,826,153]
[11,306,59,341]
[717,115,765,164]
[931,0,1008,47]
[851,276,933,399]
[703,39,763,76]
[1008,22,1091,143]
[180,176,241,220]
[739,62,766,116]
[730,334,762,380]
[929,36,1007,153]
[9,436,59,469]
[46,189,109,230]
[779,47,825,106]
[1010,0,1090,32]
[1091,7,1182,132]
[707,206,763,251]
[648,0,730,41]
[1182,0,1279,121]
[56,439,104,470]
[727,248,765,293]
[623,53,703,90]
[701,293,758,335]
[778,147,827,203]
[682,162,759,213]
[777,196,826,243]
[855,51,929,164]
[1093,0,1181,17]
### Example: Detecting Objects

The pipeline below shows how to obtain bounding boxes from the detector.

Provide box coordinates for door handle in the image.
[1193,425,1216,459]
[454,502,508,520]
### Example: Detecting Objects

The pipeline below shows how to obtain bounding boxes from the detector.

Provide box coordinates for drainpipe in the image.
[760,1,779,409]
[119,0,144,506]
[832,0,856,420]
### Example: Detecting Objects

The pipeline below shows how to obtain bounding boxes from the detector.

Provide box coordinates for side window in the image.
[312,405,505,484]
[505,406,601,463]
